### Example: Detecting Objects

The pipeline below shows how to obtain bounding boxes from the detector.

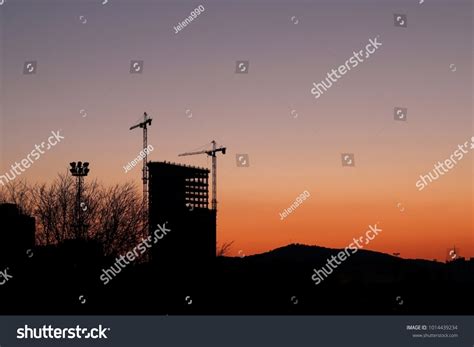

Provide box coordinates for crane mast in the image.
[129,112,152,231]
[211,141,217,211]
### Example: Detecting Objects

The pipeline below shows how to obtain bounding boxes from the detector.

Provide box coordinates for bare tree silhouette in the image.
[0,173,144,255]
[94,182,145,255]
[33,173,77,243]
[0,179,35,216]
[217,241,234,257]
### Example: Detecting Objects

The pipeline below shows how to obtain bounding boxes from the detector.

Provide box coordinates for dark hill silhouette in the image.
[1,242,472,315]
[210,244,473,315]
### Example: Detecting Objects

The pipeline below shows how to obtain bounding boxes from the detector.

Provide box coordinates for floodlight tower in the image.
[130,112,152,230]
[69,161,90,239]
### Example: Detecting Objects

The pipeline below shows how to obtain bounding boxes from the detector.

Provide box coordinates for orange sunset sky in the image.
[0,0,472,261]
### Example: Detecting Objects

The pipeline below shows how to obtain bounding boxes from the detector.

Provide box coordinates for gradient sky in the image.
[0,0,472,261]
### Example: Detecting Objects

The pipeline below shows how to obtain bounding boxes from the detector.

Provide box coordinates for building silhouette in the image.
[148,161,216,268]
[0,203,35,264]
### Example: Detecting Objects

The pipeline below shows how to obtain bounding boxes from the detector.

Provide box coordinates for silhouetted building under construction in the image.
[148,161,216,267]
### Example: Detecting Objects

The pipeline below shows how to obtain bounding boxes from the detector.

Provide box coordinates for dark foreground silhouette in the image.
[1,241,473,315]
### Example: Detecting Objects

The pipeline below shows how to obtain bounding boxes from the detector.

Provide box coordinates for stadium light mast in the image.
[69,161,90,239]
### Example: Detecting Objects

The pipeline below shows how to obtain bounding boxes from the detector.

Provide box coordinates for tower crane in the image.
[178,140,226,211]
[129,112,152,230]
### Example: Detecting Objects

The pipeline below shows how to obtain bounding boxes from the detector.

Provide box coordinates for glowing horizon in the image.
[1,0,472,262]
